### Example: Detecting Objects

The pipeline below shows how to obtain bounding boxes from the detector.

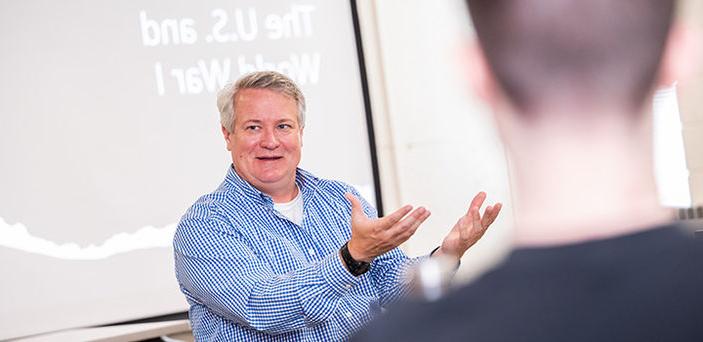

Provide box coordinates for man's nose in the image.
[260,128,280,149]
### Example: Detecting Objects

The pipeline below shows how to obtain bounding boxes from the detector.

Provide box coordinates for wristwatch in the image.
[340,241,371,276]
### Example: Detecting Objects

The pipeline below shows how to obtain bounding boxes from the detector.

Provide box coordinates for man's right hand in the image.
[345,193,431,262]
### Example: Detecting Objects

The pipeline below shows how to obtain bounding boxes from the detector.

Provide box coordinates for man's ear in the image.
[299,126,304,147]
[657,21,702,87]
[221,126,232,151]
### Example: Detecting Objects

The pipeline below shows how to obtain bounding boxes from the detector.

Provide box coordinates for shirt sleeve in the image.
[173,208,360,335]
[348,187,425,307]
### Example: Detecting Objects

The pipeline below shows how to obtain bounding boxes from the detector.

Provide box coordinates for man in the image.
[355,0,703,341]
[173,71,501,341]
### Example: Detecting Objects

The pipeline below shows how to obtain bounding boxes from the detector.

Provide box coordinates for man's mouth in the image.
[256,156,283,161]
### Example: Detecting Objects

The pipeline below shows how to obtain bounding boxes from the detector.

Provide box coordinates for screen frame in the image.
[350,0,385,216]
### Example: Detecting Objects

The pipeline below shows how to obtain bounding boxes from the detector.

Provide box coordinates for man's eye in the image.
[277,124,293,129]
[246,125,260,131]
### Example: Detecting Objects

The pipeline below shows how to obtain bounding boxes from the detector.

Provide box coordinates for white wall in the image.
[357,0,515,282]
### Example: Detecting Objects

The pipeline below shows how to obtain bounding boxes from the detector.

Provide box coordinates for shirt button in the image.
[345,284,352,289]
[308,248,315,256]
[346,312,353,318]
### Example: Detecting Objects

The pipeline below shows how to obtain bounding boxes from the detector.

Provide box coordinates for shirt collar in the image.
[223,165,319,207]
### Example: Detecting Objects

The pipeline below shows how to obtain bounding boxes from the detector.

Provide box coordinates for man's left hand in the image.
[434,192,501,261]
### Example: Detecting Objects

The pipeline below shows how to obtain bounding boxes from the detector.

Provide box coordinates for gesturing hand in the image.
[436,192,501,260]
[345,193,431,262]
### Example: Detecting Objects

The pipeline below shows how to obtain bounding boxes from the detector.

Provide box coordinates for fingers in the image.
[405,207,431,234]
[480,205,492,228]
[386,207,431,240]
[467,191,487,214]
[345,193,364,219]
[398,208,431,242]
[471,206,482,233]
[481,202,502,227]
[455,207,482,241]
[346,192,414,227]
[369,208,430,258]
[380,204,414,226]
[465,192,501,229]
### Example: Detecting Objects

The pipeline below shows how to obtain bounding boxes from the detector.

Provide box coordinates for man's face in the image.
[223,88,303,197]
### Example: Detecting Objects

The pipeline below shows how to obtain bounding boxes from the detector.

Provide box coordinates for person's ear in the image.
[461,40,496,105]
[657,21,702,87]
[299,126,304,146]
[461,40,519,142]
[221,125,232,151]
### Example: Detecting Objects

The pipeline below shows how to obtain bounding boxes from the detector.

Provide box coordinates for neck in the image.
[261,180,298,204]
[507,110,673,247]
[270,184,299,203]
[231,164,299,203]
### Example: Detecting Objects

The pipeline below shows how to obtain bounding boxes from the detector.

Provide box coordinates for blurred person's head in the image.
[465,0,677,119]
[463,0,700,244]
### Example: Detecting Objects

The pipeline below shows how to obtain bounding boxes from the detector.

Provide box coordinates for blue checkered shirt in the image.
[174,166,418,341]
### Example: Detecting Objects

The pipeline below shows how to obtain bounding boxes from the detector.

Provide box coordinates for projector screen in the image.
[0,0,378,339]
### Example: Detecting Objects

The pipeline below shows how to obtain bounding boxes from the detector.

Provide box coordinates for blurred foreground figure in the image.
[355,0,703,341]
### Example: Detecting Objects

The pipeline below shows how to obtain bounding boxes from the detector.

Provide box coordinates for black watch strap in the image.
[340,241,370,276]
[429,245,461,270]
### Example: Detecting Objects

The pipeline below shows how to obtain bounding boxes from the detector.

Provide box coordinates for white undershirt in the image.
[273,188,304,226]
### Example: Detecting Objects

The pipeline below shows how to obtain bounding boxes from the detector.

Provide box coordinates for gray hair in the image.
[217,71,307,132]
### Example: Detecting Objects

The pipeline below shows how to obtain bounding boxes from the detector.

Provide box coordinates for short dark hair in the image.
[465,0,676,116]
